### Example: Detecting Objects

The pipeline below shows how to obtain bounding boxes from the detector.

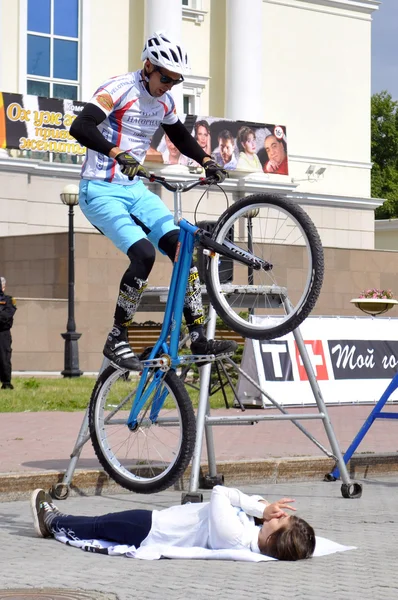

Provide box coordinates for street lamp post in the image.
[60,184,82,378]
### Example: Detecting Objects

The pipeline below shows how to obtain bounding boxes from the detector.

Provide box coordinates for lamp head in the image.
[60,184,79,206]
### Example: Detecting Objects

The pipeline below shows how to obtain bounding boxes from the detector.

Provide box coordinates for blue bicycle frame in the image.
[126,180,208,430]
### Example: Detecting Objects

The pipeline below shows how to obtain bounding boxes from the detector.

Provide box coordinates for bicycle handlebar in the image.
[140,172,218,193]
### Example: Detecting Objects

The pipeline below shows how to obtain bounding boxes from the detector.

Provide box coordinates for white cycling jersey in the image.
[81,70,178,185]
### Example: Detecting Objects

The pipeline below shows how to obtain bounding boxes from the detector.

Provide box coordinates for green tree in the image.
[371,91,398,219]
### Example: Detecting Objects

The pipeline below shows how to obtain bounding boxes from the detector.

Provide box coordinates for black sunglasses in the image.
[155,67,184,86]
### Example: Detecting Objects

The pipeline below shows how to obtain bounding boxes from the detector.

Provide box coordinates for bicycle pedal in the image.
[191,354,216,363]
[108,360,129,373]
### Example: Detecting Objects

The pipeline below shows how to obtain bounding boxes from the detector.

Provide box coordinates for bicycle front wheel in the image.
[89,366,196,494]
[204,194,324,340]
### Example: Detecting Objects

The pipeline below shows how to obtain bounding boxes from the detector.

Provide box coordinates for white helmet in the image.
[141,31,190,75]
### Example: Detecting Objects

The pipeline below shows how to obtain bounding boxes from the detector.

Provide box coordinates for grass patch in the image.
[0,377,96,412]
[1,375,236,413]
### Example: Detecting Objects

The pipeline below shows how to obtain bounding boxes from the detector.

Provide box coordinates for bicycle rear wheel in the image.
[89,366,196,494]
[204,194,324,340]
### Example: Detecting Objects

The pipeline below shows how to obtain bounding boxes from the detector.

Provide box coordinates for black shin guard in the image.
[112,239,156,333]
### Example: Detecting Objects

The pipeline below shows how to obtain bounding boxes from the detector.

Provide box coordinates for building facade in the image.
[0,0,382,248]
[1,0,393,373]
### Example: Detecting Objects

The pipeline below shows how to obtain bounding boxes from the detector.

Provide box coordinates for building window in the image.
[27,0,80,100]
[183,94,195,115]
[183,75,208,115]
[182,0,202,9]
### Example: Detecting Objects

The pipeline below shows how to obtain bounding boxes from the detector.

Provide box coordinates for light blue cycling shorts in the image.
[79,179,178,254]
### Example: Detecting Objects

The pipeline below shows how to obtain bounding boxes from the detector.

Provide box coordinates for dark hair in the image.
[194,120,210,136]
[237,126,255,151]
[259,516,316,561]
[217,129,234,143]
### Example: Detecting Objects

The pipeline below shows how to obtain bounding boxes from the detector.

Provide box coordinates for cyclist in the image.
[70,31,237,371]
[31,486,315,561]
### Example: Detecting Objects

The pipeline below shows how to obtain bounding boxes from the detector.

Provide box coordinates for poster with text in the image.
[1,91,288,175]
[237,316,398,407]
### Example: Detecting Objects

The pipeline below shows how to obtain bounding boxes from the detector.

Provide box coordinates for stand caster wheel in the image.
[324,473,337,482]
[341,482,362,499]
[181,492,203,505]
[50,483,70,500]
[202,474,224,489]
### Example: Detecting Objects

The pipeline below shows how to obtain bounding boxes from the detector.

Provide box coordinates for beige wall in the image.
[2,230,398,373]
[0,0,20,93]
[83,0,131,98]
[375,220,398,251]
[0,2,380,251]
[0,165,380,249]
[261,1,371,164]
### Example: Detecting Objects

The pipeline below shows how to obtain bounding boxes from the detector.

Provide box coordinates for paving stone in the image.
[0,480,397,600]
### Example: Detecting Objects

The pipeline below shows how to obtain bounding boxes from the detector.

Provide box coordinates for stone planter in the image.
[350,297,398,317]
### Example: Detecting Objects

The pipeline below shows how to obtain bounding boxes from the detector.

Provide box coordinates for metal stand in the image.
[184,304,362,502]
[50,356,110,499]
[53,287,362,500]
[327,373,398,480]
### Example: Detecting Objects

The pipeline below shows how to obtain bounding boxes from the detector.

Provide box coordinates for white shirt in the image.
[140,485,267,554]
[81,70,178,184]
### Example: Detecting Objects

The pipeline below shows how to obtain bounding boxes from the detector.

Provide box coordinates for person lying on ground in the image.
[31,485,315,561]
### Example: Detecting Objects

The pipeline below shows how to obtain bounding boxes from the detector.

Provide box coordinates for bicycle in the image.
[89,173,324,493]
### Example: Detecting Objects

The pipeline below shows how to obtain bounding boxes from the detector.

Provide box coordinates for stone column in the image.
[225,0,264,121]
[145,0,183,113]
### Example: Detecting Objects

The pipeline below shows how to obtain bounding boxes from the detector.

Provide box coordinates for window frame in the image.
[182,75,209,115]
[182,0,207,23]
[182,0,202,8]
[22,0,81,100]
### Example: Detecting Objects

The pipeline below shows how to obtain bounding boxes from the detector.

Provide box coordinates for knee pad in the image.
[158,230,180,262]
[126,239,156,281]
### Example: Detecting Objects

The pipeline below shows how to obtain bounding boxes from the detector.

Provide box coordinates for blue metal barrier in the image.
[330,372,398,479]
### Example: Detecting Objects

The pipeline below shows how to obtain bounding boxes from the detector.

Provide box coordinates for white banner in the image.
[237,316,398,406]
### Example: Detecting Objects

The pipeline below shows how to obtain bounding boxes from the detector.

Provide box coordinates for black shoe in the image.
[190,338,238,357]
[1,383,14,390]
[103,338,143,371]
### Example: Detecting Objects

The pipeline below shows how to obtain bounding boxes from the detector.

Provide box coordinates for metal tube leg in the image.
[188,362,213,491]
[292,325,352,485]
[62,406,91,486]
[188,305,218,492]
[205,396,217,477]
[99,357,111,376]
[203,305,218,477]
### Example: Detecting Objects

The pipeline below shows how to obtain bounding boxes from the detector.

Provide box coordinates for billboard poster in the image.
[148,116,289,175]
[0,91,86,156]
[0,91,289,175]
[237,316,398,407]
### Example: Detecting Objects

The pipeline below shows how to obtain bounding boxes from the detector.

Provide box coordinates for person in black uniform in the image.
[0,276,17,390]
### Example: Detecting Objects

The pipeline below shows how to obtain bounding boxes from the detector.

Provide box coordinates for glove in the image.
[203,159,228,183]
[115,152,149,180]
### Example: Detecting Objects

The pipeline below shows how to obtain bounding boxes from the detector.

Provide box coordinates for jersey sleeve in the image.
[88,76,132,118]
[161,93,178,126]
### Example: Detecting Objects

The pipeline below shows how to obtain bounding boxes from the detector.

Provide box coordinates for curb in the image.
[1,453,398,502]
